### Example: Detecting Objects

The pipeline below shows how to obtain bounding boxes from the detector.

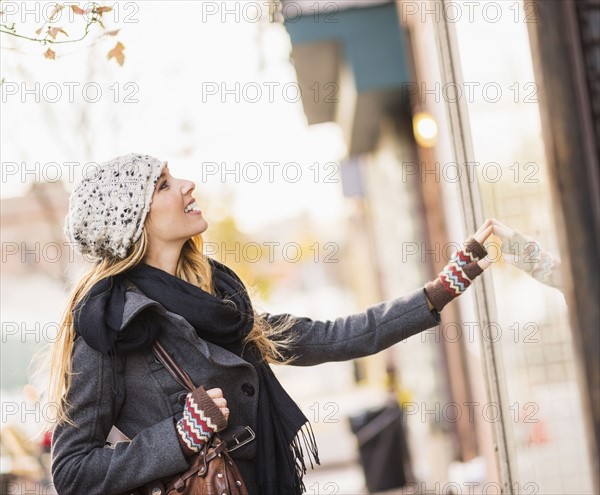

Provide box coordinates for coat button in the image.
[241,383,255,396]
[178,393,187,406]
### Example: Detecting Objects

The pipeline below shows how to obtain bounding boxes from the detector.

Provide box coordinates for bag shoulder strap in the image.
[152,340,196,392]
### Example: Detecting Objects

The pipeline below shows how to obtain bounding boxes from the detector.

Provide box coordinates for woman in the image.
[48,153,494,495]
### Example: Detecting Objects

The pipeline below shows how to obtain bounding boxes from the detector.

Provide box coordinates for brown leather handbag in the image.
[109,341,249,495]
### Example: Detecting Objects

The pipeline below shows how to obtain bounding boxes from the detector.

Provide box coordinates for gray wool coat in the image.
[50,282,440,495]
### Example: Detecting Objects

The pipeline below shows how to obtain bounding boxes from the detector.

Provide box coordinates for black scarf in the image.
[73,257,319,494]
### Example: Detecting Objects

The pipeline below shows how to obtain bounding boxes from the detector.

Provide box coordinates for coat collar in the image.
[119,279,254,370]
[120,279,163,331]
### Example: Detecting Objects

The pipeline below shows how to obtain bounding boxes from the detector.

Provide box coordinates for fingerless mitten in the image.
[424,237,488,312]
[175,385,227,457]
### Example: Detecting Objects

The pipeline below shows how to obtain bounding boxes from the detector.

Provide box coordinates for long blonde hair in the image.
[41,230,298,428]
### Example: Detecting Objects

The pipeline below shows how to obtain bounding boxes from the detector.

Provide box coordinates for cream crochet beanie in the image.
[64,153,166,260]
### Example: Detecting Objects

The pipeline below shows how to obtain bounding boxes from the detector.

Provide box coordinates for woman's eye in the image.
[160,181,169,190]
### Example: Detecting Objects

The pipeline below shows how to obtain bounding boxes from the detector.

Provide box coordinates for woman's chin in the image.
[193,219,208,234]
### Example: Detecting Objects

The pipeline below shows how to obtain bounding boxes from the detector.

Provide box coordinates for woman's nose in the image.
[182,180,195,194]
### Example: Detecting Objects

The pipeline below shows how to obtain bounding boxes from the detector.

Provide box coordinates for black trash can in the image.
[348,399,413,493]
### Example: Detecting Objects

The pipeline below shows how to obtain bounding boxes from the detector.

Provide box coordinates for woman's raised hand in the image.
[423,220,492,312]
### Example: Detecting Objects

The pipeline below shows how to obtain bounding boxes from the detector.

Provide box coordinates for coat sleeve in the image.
[262,287,441,366]
[50,338,190,495]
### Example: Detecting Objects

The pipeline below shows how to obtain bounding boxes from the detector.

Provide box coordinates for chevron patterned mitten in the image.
[424,237,488,312]
[175,385,228,457]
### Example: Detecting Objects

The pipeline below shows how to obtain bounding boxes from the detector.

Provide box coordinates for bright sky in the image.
[1,1,547,237]
[0,1,348,233]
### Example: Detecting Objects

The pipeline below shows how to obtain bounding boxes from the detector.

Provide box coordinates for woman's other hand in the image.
[175,386,228,456]
[206,387,230,423]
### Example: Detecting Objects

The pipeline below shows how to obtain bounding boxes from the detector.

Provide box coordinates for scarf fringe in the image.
[290,420,321,493]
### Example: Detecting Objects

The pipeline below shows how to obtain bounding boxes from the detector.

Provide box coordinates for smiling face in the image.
[143,163,208,249]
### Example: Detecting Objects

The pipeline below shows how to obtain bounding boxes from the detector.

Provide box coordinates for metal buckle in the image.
[226,426,256,452]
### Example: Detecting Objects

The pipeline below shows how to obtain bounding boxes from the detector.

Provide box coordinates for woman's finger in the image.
[477,256,493,270]
[474,224,493,245]
[474,218,492,238]
[491,218,509,230]
[205,387,223,399]
[490,218,513,240]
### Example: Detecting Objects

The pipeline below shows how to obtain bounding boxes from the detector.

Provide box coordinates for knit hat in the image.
[64,153,166,260]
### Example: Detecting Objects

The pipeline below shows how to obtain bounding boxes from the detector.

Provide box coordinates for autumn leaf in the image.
[103,29,120,37]
[35,27,43,35]
[48,27,68,39]
[71,5,86,15]
[107,41,125,66]
[48,4,64,21]
[95,6,113,15]
[44,48,56,60]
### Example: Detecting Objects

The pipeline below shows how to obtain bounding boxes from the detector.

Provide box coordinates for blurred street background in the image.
[1,1,598,494]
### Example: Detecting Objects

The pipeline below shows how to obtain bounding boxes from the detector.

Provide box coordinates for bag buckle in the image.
[226,426,255,452]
